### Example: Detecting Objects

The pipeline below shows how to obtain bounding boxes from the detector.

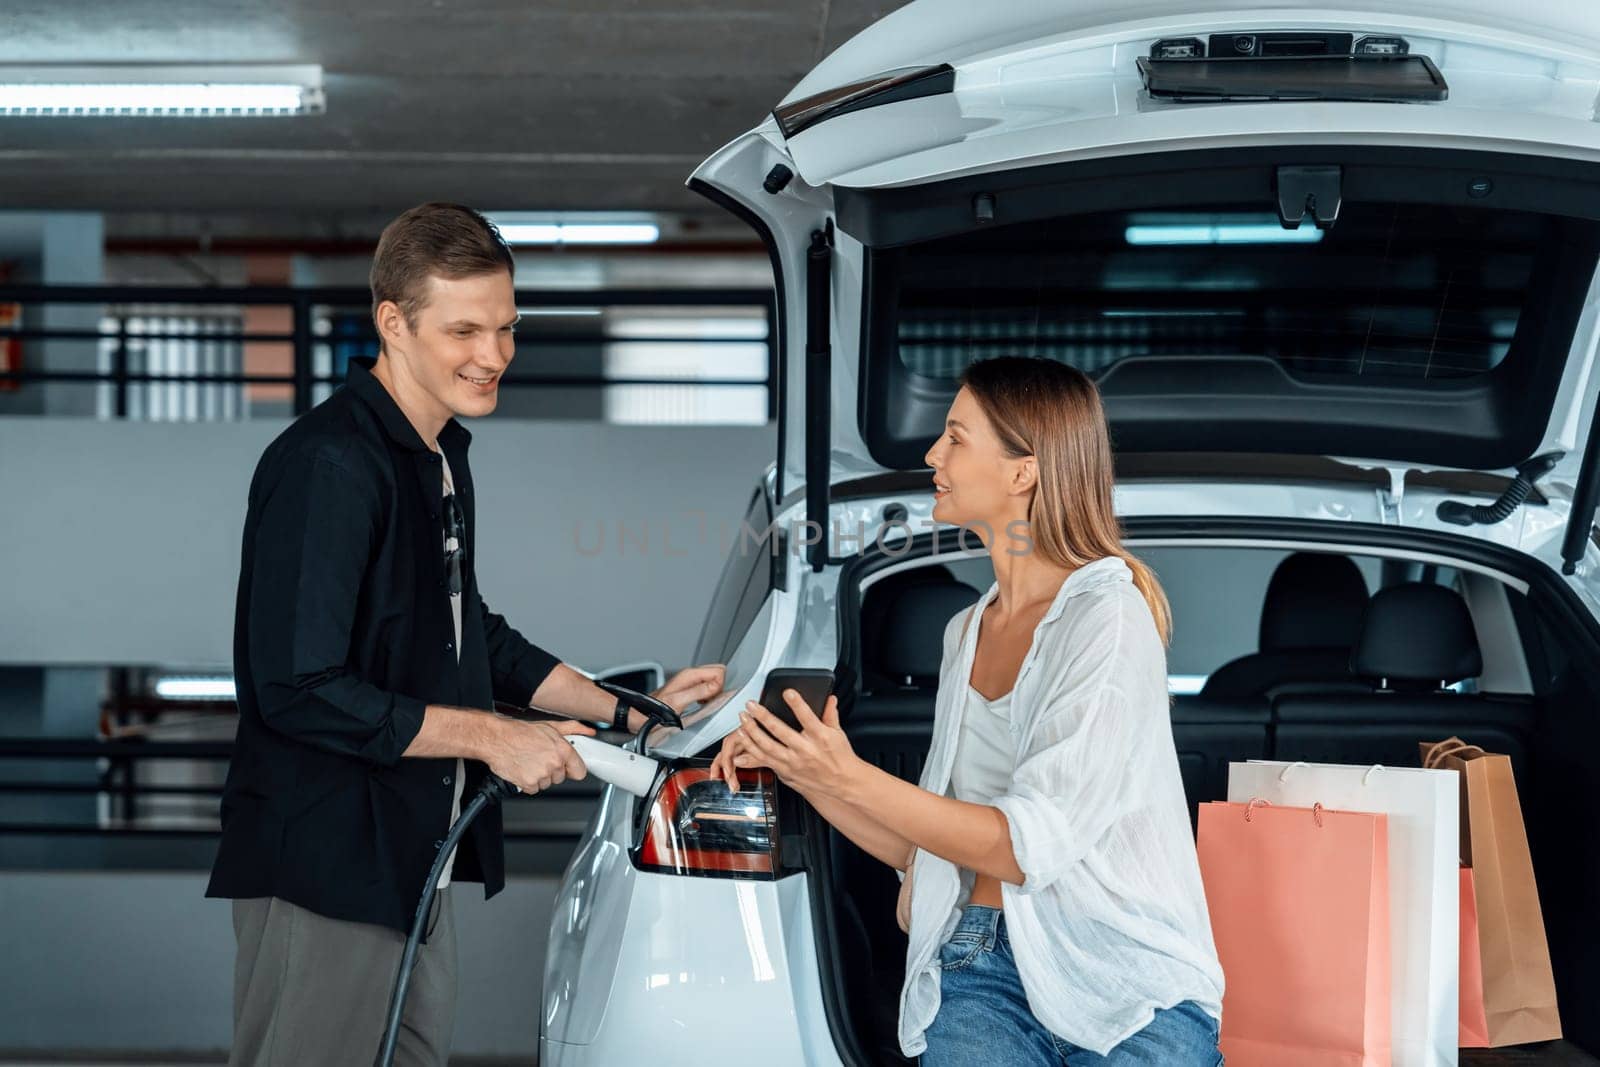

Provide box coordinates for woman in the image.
[711,356,1225,1066]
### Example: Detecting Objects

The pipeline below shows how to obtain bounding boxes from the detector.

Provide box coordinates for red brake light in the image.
[634,765,781,878]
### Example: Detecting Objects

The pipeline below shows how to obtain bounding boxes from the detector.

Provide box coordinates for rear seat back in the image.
[834,568,981,1054]
[1201,552,1371,700]
[1169,695,1271,828]
[850,570,981,782]
[1273,582,1535,779]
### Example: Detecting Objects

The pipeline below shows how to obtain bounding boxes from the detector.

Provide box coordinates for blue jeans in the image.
[920,906,1223,1067]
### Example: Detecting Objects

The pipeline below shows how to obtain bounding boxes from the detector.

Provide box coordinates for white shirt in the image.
[949,685,1014,909]
[951,685,1014,805]
[898,556,1225,1058]
[437,450,466,890]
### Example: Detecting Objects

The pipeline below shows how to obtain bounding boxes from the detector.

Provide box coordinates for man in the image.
[207,202,724,1066]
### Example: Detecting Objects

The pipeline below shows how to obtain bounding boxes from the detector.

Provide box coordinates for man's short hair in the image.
[370,203,515,346]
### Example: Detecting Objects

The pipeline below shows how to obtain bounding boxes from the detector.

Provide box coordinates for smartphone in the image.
[757,668,836,731]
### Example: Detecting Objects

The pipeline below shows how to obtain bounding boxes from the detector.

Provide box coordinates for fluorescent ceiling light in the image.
[517,307,604,316]
[499,224,563,243]
[498,222,660,246]
[609,316,767,340]
[154,676,237,700]
[0,65,324,116]
[1101,308,1247,318]
[1125,222,1324,245]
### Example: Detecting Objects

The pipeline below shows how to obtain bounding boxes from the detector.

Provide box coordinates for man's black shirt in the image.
[206,357,561,933]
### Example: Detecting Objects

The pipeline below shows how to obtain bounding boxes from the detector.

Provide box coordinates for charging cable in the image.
[375,773,517,1067]
[375,683,681,1066]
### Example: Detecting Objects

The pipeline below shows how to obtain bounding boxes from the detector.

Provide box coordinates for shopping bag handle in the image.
[1276,761,1309,782]
[1276,761,1385,786]
[1243,798,1326,827]
[1423,738,1486,768]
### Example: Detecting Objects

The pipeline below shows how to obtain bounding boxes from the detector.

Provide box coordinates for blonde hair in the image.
[958,356,1172,645]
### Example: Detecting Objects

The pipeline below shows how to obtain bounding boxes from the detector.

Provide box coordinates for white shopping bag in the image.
[1228,760,1459,1067]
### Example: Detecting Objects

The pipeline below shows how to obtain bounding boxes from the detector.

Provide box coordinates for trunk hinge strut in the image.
[805,224,833,572]
[1563,417,1600,574]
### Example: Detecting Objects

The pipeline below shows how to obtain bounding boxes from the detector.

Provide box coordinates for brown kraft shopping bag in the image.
[1421,738,1562,1046]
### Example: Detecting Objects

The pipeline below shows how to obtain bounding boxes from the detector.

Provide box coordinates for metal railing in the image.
[0,284,779,420]
[0,733,604,843]
[0,687,619,843]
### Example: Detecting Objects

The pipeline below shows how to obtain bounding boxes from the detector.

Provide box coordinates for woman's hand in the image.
[708,729,757,792]
[638,663,726,731]
[896,854,916,934]
[732,689,861,796]
[652,663,726,712]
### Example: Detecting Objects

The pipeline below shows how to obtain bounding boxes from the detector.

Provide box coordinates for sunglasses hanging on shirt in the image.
[443,492,464,597]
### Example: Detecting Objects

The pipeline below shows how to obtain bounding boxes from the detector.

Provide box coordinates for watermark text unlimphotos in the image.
[571,513,1036,559]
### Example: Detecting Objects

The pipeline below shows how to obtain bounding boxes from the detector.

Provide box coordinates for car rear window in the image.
[890,202,1545,383]
[692,488,776,666]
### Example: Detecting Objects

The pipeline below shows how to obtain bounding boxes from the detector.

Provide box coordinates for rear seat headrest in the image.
[861,566,956,672]
[1352,582,1482,685]
[876,582,981,684]
[1260,552,1369,652]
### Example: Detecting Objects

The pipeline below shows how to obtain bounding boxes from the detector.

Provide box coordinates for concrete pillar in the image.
[0,213,102,416]
[39,213,105,417]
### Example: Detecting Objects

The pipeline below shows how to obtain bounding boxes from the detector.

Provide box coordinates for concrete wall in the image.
[0,871,561,1059]
[0,416,777,674]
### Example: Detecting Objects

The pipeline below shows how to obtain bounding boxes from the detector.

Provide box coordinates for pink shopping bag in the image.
[1198,799,1391,1067]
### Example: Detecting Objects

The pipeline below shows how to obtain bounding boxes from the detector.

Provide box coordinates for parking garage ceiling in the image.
[0,0,907,237]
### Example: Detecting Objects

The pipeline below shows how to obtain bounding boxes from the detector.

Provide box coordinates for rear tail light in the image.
[633,764,782,878]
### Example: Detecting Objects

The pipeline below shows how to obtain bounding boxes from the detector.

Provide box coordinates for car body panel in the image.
[783,0,1600,119]
[541,781,841,1064]
[779,5,1600,189]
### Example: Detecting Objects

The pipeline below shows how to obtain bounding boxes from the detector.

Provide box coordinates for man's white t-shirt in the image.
[437,449,467,889]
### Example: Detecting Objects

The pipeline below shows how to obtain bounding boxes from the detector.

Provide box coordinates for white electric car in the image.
[542,2,1600,1063]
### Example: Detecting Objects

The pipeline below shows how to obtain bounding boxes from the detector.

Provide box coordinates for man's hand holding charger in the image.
[490,663,727,795]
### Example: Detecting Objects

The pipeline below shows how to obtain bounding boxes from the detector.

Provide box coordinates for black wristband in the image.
[611,694,631,733]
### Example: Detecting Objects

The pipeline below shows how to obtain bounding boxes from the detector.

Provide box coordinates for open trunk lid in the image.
[690,0,1600,553]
